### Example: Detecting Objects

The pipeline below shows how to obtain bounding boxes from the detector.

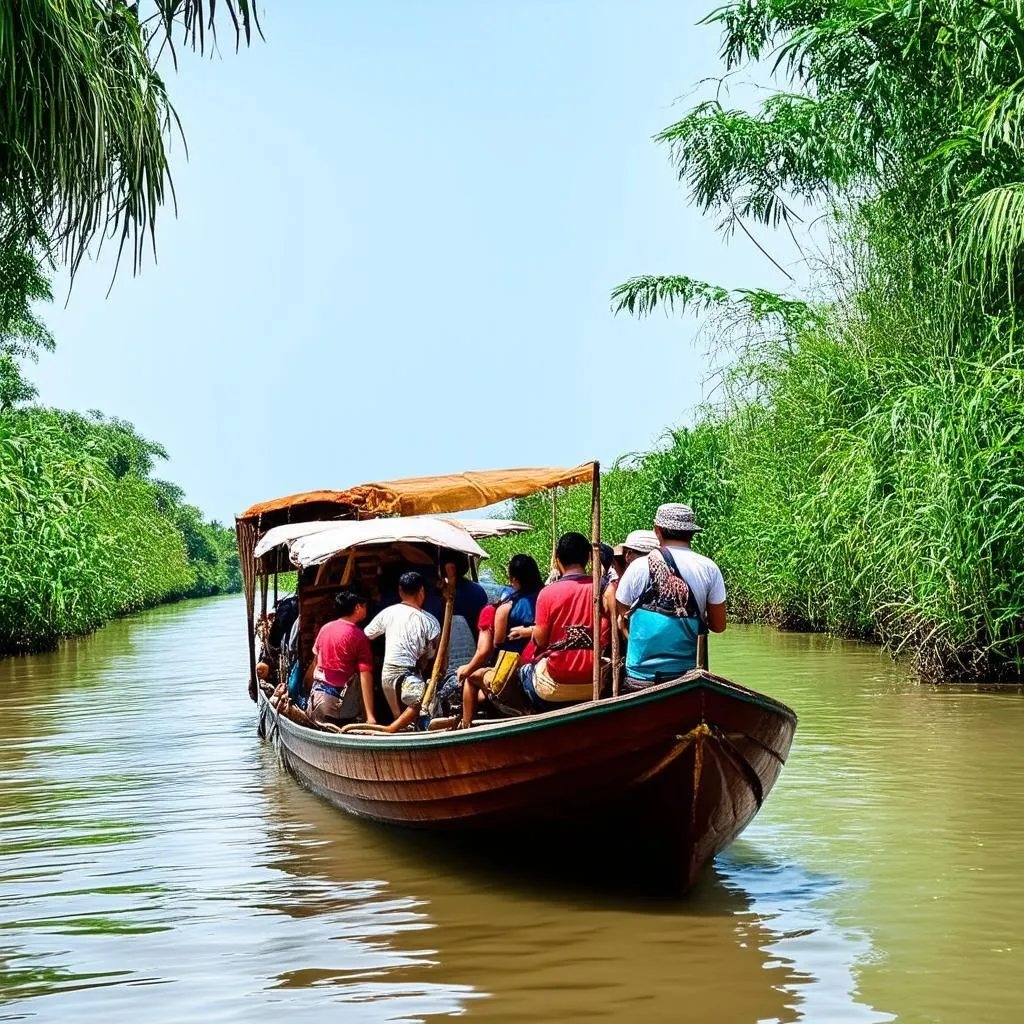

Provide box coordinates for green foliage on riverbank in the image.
[494,3,1024,682]
[0,250,240,656]
[0,5,256,655]
[0,405,241,654]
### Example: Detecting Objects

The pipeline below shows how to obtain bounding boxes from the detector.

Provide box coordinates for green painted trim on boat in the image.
[266,674,796,752]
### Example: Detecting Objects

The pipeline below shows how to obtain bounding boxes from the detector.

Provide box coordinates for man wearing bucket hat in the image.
[614,504,726,690]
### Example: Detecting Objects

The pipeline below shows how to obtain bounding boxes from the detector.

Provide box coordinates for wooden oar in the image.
[422,565,456,713]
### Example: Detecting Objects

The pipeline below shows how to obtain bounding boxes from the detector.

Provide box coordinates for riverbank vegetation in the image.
[0,4,256,655]
[494,3,1024,682]
[0,249,240,656]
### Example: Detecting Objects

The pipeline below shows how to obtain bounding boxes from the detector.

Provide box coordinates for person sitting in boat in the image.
[614,504,726,690]
[612,530,658,635]
[458,554,544,727]
[510,532,609,712]
[425,550,489,640]
[364,571,441,732]
[435,587,509,722]
[621,529,658,564]
[308,589,376,727]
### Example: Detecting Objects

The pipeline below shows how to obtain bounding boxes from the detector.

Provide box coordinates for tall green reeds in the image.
[0,407,240,654]
[491,3,1024,681]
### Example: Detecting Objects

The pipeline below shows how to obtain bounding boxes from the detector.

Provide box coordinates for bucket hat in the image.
[621,529,658,553]
[653,503,702,533]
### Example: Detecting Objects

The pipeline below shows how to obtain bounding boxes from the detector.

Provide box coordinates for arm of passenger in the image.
[363,613,385,641]
[706,571,727,633]
[384,705,418,733]
[615,600,632,639]
[531,621,551,649]
[357,638,376,723]
[493,602,511,647]
[706,602,727,633]
[530,589,551,649]
[458,626,494,681]
[359,669,376,724]
[603,582,617,621]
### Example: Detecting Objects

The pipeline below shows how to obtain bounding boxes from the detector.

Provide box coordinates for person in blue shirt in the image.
[424,550,489,639]
[615,504,727,689]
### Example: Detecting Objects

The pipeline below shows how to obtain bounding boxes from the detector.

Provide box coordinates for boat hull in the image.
[258,670,796,888]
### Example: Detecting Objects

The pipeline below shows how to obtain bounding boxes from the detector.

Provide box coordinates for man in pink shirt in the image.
[309,589,376,726]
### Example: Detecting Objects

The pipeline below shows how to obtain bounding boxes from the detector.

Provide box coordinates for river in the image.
[1,596,1021,1022]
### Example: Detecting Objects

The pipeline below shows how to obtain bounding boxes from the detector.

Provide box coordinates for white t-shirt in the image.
[364,603,441,668]
[615,545,726,619]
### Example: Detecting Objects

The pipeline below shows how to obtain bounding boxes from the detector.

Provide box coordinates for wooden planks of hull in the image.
[257,671,795,888]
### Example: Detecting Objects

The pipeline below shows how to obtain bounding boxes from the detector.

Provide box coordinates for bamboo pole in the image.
[611,610,621,696]
[236,519,258,702]
[244,588,257,701]
[697,633,709,671]
[273,571,278,608]
[341,554,355,586]
[422,565,456,713]
[591,460,601,702]
[551,488,558,569]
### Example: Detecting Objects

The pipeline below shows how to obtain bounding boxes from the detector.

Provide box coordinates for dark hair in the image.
[659,528,696,543]
[334,589,367,617]
[398,571,426,597]
[443,550,470,578]
[556,531,591,568]
[599,542,614,572]
[507,553,543,593]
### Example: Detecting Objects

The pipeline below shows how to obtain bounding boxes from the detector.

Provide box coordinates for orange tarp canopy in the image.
[238,463,596,524]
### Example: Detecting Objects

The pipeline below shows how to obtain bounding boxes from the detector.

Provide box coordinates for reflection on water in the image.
[1,598,1022,1021]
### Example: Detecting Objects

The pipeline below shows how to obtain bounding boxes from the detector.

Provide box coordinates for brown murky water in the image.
[2,597,1022,1022]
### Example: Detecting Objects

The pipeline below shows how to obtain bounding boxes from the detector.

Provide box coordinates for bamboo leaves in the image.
[602,0,1024,680]
[0,1,259,276]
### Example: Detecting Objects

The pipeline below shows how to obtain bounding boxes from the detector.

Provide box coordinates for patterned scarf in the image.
[547,624,594,652]
[646,548,693,618]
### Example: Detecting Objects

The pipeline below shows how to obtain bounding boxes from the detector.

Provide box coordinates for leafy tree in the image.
[606,1,1024,680]
[0,241,54,411]
[0,1,260,271]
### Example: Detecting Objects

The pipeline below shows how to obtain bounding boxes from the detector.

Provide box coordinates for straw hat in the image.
[653,503,702,533]
[621,529,658,553]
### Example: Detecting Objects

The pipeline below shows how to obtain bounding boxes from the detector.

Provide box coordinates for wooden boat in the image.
[236,462,797,889]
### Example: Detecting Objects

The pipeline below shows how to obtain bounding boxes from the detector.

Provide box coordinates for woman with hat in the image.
[607,529,659,629]
[614,504,727,690]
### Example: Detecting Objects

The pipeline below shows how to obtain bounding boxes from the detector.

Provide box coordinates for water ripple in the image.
[1,601,1022,1021]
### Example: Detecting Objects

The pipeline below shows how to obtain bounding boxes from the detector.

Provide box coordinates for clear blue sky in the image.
[34,1,791,523]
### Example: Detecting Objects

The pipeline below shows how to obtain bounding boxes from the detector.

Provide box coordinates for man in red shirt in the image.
[309,589,376,726]
[517,532,608,710]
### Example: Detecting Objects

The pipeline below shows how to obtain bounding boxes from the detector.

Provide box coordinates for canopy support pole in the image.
[235,518,259,702]
[591,461,601,703]
[547,487,559,583]
[273,572,278,608]
[611,612,621,697]
[697,633,708,671]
